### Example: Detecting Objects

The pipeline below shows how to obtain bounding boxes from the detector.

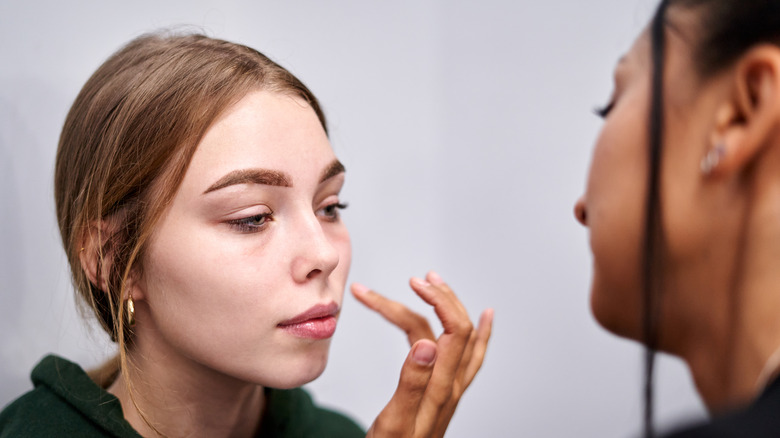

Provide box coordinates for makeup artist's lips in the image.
[278,302,339,339]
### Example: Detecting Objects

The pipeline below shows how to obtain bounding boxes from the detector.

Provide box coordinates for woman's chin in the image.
[261,353,331,389]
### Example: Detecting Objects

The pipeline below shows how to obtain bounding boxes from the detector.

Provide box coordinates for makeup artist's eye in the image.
[227,212,273,233]
[317,202,348,222]
[593,101,615,119]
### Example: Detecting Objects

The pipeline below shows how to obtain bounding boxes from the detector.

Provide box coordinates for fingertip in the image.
[478,309,495,339]
[351,282,370,297]
[479,308,495,328]
[410,277,431,289]
[411,339,437,366]
[427,270,445,285]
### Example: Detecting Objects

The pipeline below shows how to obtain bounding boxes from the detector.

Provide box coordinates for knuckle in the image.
[399,375,427,394]
[386,300,406,315]
[466,330,478,346]
[454,320,473,336]
[410,313,429,330]
[367,292,385,305]
[428,380,454,407]
[451,381,465,400]
[374,417,404,437]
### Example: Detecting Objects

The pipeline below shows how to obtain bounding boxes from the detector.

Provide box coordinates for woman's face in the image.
[134,90,351,389]
[576,10,727,343]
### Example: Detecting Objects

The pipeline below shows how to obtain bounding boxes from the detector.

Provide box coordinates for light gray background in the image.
[0,1,707,436]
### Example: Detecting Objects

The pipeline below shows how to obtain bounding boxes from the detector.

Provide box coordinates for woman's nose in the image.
[290,217,340,283]
[574,196,587,226]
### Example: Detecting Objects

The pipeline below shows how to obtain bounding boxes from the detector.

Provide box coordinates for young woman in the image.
[0,33,493,437]
[576,0,780,435]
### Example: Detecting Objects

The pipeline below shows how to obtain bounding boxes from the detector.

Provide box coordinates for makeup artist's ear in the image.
[708,45,780,177]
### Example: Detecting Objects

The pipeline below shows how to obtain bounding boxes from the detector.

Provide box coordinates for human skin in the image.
[575,6,780,412]
[109,90,350,437]
[102,90,493,437]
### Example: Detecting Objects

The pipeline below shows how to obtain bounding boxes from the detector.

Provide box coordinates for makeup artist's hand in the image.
[351,271,493,438]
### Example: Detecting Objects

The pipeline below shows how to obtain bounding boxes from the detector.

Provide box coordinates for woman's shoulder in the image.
[261,386,365,437]
[1,355,364,437]
[0,355,140,438]
[0,383,81,437]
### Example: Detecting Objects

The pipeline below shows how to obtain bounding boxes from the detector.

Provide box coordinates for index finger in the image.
[351,283,436,344]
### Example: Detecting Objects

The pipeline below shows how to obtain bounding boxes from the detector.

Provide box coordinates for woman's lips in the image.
[278,302,339,339]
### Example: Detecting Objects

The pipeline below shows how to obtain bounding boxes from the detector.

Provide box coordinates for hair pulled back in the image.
[54,32,326,385]
[670,0,780,77]
[641,1,780,435]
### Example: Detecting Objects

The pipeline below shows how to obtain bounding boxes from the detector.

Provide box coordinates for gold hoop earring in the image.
[127,296,136,327]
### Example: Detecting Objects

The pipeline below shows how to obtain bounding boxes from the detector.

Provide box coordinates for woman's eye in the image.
[227,213,272,233]
[318,202,348,222]
[593,101,615,119]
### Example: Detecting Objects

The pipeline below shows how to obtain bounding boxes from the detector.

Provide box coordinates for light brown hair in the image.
[54,31,326,392]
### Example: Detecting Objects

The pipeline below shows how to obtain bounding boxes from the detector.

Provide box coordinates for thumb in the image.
[368,340,437,436]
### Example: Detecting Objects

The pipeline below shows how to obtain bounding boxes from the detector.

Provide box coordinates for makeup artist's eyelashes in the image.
[594,101,615,119]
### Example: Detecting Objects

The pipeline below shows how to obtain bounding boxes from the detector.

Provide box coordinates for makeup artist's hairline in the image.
[203,159,345,194]
[612,13,694,82]
[664,6,699,50]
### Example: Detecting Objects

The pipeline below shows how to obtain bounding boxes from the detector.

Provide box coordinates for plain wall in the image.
[0,1,707,436]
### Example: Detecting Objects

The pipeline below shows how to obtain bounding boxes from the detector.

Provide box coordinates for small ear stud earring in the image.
[701,142,726,175]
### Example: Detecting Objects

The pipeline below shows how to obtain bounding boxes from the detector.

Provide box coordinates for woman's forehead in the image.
[182,91,334,191]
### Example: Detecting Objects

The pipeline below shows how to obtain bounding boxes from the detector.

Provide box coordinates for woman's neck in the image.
[108,342,266,438]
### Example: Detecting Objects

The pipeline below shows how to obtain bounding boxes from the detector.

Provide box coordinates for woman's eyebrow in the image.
[320,159,346,183]
[203,169,292,194]
[203,160,344,194]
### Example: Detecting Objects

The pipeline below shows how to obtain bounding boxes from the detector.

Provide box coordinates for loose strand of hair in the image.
[118,218,168,437]
[643,1,670,437]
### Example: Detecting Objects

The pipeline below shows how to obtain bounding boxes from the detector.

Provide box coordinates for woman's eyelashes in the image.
[227,212,273,233]
[225,201,347,233]
[318,202,348,222]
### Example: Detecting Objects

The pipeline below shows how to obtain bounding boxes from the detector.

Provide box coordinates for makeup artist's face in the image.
[134,90,351,389]
[575,10,719,342]
[574,32,652,339]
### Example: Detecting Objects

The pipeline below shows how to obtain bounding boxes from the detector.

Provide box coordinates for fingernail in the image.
[351,283,369,296]
[412,341,437,365]
[411,277,430,288]
[428,271,444,285]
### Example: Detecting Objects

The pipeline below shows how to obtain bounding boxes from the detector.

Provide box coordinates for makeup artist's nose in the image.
[574,196,588,226]
[291,216,340,283]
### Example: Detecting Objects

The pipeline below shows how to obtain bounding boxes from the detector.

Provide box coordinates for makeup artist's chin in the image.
[589,278,642,342]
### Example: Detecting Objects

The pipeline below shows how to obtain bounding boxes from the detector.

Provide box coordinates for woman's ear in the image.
[78,221,114,294]
[80,219,144,300]
[706,45,780,177]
